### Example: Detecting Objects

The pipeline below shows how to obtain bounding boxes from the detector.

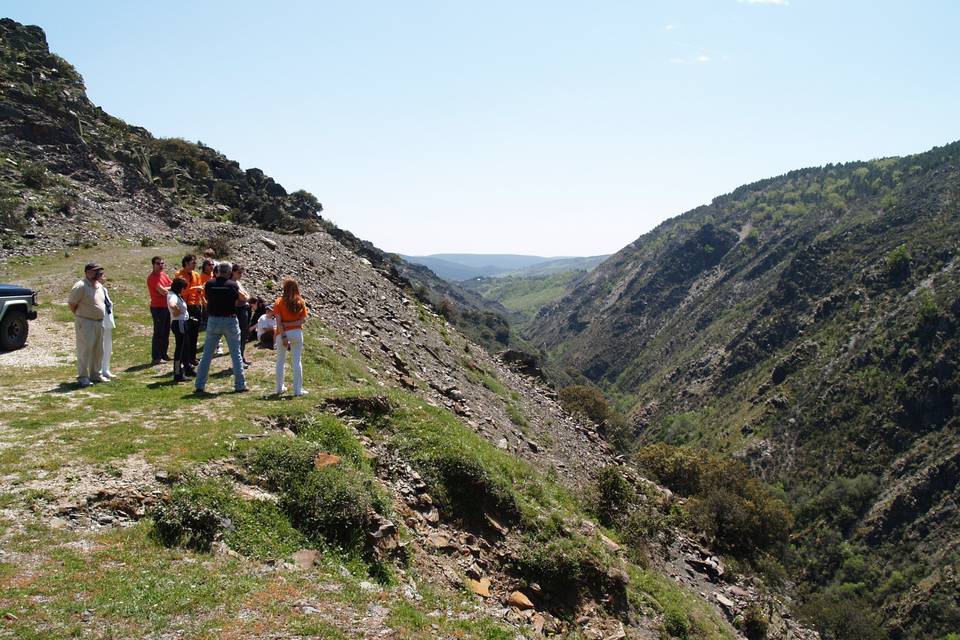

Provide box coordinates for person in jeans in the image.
[97,269,115,380]
[194,262,248,393]
[167,278,190,382]
[174,254,202,376]
[67,262,106,387]
[274,278,309,396]
[146,256,172,365]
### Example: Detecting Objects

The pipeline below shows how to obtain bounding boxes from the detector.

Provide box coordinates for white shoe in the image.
[77,378,92,388]
[276,386,287,395]
[101,371,114,380]
[216,346,224,355]
[294,389,309,397]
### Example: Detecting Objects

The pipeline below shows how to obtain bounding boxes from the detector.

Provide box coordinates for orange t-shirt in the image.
[274,297,309,326]
[175,268,203,306]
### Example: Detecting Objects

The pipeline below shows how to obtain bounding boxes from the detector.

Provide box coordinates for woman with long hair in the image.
[274,278,309,396]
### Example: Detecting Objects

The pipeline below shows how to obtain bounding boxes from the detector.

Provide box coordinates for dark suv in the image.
[0,284,38,350]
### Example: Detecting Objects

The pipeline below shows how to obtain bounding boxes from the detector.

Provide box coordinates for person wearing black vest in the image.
[193,262,248,393]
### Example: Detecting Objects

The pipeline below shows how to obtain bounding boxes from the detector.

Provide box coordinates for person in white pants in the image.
[273,278,309,396]
[98,271,115,379]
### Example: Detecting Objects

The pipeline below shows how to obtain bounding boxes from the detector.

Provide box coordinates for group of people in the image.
[68,253,310,396]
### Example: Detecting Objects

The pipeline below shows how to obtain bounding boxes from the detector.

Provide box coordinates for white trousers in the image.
[101,323,113,376]
[275,329,304,394]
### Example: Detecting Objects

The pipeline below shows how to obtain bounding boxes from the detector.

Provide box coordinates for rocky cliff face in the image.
[527,142,960,638]
[0,17,819,639]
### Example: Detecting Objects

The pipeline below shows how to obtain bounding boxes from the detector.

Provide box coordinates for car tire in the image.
[0,310,28,351]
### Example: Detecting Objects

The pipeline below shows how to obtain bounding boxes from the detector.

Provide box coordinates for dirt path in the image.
[0,307,74,368]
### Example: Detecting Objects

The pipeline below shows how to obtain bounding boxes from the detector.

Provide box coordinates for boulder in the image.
[465,577,491,597]
[508,591,535,610]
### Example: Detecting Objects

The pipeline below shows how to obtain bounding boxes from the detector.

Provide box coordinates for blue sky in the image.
[5,1,959,255]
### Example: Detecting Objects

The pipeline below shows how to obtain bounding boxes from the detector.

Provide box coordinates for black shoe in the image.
[185,369,197,378]
[173,374,186,383]
[151,359,162,366]
[161,355,172,361]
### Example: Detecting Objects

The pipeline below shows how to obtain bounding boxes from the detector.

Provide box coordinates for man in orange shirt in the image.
[175,254,203,375]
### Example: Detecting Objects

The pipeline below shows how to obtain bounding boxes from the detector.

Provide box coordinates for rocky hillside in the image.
[527,142,960,638]
[0,17,818,640]
[0,17,517,354]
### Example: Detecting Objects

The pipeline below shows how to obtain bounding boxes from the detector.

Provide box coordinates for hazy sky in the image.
[5,1,959,256]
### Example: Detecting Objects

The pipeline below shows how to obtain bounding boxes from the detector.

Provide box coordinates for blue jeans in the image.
[194,315,246,391]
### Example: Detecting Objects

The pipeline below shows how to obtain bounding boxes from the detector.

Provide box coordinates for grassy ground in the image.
[0,244,519,639]
[0,243,736,639]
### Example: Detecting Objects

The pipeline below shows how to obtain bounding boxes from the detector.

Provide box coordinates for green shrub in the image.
[152,477,304,558]
[248,436,321,491]
[0,193,25,232]
[212,181,240,207]
[139,235,157,247]
[510,534,624,614]
[152,478,231,551]
[505,403,528,428]
[281,466,378,551]
[635,443,705,496]
[415,449,519,525]
[295,414,368,469]
[797,474,878,532]
[21,162,48,189]
[592,466,638,528]
[663,607,691,638]
[885,244,911,281]
[742,603,769,640]
[199,234,231,258]
[636,444,793,558]
[559,384,613,425]
[799,593,886,640]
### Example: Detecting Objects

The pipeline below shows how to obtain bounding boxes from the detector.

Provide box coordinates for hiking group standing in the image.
[67,255,310,396]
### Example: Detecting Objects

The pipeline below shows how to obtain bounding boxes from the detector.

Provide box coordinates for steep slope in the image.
[527,143,960,638]
[0,18,817,640]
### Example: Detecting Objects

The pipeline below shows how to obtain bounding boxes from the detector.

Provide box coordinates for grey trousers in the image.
[75,316,104,381]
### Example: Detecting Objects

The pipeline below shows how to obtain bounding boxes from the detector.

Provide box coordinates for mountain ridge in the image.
[403,254,609,282]
[526,140,960,639]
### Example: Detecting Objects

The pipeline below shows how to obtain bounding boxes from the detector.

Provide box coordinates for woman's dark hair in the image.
[181,254,196,268]
[171,277,188,294]
[232,263,244,274]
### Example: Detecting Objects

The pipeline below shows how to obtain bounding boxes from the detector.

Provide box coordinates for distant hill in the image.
[462,271,587,327]
[506,255,607,278]
[403,253,608,281]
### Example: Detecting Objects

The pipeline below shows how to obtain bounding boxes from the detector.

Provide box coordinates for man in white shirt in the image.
[67,262,107,387]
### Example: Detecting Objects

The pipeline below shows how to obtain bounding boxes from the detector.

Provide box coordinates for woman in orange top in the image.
[274,278,309,396]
